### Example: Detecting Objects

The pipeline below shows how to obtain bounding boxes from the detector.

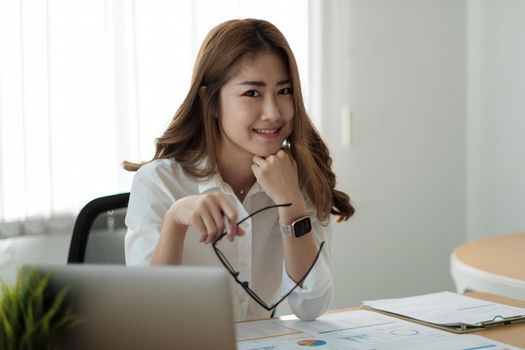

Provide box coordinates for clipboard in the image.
[361,306,525,333]
[362,291,525,334]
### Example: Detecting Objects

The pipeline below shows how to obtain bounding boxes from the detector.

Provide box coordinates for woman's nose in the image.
[261,95,282,121]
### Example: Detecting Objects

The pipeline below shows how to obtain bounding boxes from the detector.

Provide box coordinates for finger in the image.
[193,216,208,243]
[278,149,295,166]
[236,225,245,237]
[216,195,238,240]
[252,155,266,167]
[200,211,218,244]
[208,203,225,237]
[223,215,233,242]
[276,149,287,158]
[251,163,260,176]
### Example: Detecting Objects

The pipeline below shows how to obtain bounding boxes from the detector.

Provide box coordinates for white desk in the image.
[450,232,525,301]
[0,233,71,284]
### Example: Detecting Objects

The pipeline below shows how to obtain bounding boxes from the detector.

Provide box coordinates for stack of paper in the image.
[363,291,525,332]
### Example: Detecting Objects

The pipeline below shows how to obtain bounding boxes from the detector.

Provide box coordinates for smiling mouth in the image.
[253,127,281,136]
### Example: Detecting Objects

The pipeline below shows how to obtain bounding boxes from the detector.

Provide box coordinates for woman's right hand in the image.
[166,192,244,243]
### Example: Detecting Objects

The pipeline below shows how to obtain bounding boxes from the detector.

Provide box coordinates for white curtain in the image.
[0,0,310,237]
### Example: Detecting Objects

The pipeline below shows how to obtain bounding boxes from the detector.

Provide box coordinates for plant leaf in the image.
[0,268,82,350]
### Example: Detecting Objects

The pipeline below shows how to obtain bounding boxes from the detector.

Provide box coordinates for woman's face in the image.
[217,51,294,159]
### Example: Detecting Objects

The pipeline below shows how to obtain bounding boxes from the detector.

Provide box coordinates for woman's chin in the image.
[253,145,283,158]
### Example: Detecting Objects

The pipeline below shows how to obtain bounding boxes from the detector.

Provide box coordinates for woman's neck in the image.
[216,147,256,199]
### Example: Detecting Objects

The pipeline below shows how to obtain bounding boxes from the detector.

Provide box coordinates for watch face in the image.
[293,217,312,237]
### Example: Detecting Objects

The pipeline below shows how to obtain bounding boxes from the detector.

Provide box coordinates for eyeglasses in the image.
[212,203,325,313]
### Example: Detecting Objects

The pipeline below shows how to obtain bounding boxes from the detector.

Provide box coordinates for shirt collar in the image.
[198,173,230,194]
[198,173,265,196]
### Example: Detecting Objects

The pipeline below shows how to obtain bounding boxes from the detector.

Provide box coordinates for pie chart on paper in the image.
[297,339,327,346]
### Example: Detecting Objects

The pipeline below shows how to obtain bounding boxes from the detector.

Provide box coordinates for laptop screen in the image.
[25,264,236,350]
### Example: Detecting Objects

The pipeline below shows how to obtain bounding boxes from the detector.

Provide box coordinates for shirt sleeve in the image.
[281,213,334,321]
[124,163,175,266]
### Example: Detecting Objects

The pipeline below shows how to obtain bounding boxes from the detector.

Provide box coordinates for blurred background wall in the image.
[321,0,525,308]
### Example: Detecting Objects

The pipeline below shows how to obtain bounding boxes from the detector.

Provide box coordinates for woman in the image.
[124,18,354,321]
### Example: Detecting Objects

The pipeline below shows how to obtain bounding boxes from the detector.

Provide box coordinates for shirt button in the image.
[239,260,248,269]
[239,295,246,304]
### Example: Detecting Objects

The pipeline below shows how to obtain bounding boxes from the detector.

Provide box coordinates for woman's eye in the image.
[279,87,292,95]
[244,90,260,97]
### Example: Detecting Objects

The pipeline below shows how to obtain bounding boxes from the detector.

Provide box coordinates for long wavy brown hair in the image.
[124,19,354,222]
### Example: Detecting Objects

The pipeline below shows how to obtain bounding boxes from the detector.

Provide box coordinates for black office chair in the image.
[68,192,130,264]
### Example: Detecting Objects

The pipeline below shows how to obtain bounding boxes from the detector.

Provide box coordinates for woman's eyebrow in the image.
[277,79,291,86]
[236,78,291,86]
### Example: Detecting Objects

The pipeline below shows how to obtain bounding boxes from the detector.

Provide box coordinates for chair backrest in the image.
[68,192,130,264]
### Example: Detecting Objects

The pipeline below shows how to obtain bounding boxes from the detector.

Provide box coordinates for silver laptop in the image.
[25,264,236,350]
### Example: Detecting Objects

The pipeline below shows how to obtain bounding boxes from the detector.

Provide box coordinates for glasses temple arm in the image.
[236,203,292,226]
[270,240,326,309]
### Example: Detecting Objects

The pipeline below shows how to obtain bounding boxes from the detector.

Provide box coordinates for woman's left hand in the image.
[251,149,301,204]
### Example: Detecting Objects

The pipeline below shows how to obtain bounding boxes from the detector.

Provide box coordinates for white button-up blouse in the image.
[125,158,333,321]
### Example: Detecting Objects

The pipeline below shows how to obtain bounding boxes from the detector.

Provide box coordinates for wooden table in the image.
[451,232,525,301]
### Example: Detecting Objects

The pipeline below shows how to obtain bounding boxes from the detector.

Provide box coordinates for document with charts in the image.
[236,310,520,350]
[362,291,525,332]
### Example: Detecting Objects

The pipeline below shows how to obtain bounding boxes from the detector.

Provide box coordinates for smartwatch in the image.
[280,216,312,238]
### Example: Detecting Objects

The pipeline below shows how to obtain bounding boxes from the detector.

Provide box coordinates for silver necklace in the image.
[239,189,245,194]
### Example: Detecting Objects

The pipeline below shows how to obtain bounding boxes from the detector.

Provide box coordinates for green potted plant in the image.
[0,268,82,350]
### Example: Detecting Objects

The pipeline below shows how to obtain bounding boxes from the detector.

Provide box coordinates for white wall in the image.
[320,0,467,307]
[466,0,525,240]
